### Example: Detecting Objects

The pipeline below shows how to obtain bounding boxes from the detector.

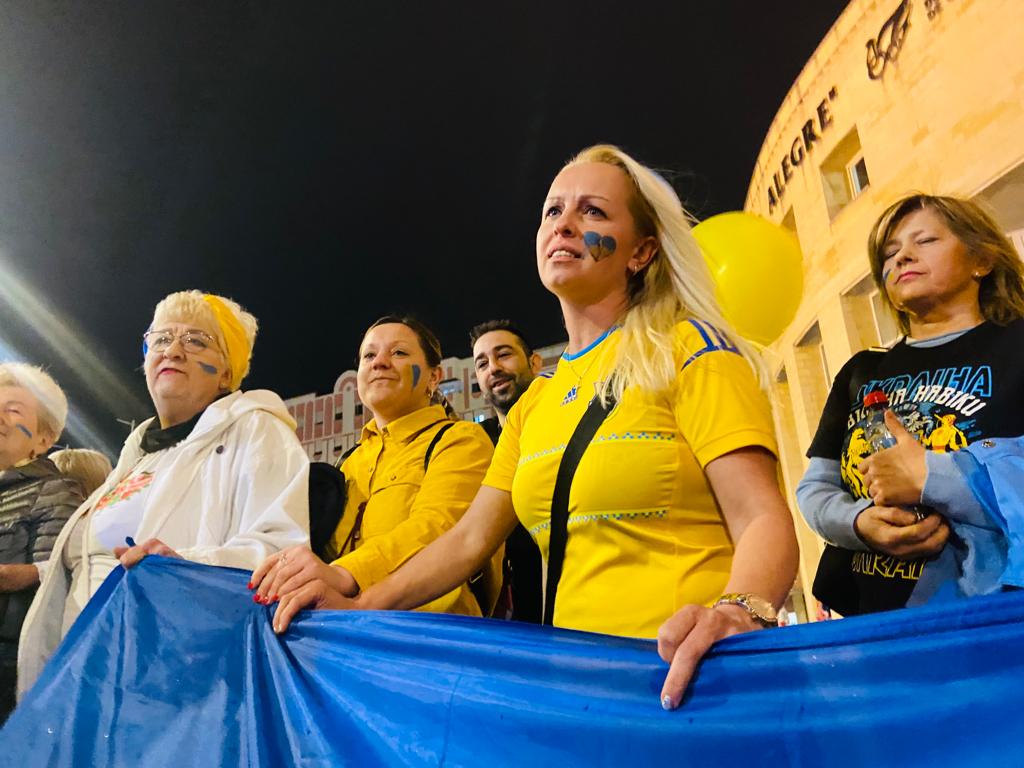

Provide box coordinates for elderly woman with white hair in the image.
[18,290,309,696]
[0,363,84,719]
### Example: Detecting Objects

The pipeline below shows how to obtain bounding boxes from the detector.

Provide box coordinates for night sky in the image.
[0,1,848,456]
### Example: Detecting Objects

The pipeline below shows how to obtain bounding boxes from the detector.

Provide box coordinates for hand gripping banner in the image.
[5,557,1024,766]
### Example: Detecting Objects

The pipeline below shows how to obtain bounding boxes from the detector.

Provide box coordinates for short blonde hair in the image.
[151,290,259,384]
[49,448,113,496]
[0,362,68,440]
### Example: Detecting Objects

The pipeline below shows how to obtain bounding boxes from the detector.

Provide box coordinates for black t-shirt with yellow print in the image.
[808,318,1024,613]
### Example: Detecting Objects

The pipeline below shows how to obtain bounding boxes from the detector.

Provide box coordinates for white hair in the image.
[0,362,69,439]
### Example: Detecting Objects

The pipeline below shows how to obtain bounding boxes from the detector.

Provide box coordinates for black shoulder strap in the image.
[423,422,455,471]
[543,393,616,625]
[336,442,359,468]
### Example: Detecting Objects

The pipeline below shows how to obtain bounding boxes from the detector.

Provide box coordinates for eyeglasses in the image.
[142,329,218,355]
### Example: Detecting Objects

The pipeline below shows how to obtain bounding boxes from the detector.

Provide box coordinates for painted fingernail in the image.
[271,594,278,602]
[661,695,675,711]
[247,581,254,590]
[252,594,262,604]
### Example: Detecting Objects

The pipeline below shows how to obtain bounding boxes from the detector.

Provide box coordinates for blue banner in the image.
[5,557,1024,766]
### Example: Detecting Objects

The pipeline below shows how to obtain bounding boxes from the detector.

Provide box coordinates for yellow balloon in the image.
[691,211,803,346]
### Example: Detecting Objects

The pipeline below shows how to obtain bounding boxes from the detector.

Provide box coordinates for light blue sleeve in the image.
[795,457,873,551]
[951,438,1024,587]
[921,452,994,529]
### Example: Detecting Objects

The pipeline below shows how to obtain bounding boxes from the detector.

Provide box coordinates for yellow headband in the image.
[203,295,251,391]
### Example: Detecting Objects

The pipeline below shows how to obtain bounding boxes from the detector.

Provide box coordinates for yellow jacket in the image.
[330,405,499,616]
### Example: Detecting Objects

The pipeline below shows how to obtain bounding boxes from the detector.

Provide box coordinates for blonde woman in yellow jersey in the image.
[263,146,799,710]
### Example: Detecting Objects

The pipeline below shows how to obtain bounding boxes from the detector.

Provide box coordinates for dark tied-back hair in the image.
[469,319,533,357]
[365,314,443,366]
[363,314,457,419]
[868,193,1024,335]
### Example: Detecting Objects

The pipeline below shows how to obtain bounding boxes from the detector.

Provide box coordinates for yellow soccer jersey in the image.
[483,321,777,638]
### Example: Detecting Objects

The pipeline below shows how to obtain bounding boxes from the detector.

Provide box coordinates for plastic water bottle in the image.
[862,390,897,453]
[862,390,928,520]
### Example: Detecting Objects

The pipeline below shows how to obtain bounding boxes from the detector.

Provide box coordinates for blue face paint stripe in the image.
[198,362,218,375]
[411,364,422,388]
[15,424,33,439]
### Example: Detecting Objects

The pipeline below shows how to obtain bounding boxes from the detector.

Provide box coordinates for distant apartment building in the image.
[284,343,565,463]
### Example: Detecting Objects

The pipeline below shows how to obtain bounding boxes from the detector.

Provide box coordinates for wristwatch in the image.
[714,593,779,627]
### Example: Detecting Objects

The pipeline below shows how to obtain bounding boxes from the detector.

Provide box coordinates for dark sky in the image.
[0,1,847,456]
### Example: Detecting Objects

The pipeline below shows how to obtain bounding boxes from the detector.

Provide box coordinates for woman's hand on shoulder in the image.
[657,603,762,710]
[854,505,949,558]
[249,545,358,605]
[113,538,182,569]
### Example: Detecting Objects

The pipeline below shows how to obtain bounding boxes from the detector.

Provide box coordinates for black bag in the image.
[811,350,885,615]
[308,461,347,561]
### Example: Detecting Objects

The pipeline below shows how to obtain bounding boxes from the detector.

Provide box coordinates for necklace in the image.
[560,326,619,406]
[560,347,602,407]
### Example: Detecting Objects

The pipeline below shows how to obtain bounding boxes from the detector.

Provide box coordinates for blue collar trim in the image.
[562,326,619,362]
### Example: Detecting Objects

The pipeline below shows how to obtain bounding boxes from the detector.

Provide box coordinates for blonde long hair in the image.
[566,145,767,402]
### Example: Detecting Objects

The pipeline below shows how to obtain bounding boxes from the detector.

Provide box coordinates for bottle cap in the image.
[863,390,888,408]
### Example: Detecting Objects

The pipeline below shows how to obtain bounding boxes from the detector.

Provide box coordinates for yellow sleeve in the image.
[673,320,777,468]
[336,422,494,589]
[482,385,530,492]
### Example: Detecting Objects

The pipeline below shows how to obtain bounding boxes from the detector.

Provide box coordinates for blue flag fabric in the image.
[4,557,1024,766]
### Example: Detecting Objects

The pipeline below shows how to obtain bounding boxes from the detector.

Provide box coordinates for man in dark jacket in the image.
[470,320,544,623]
[0,363,85,720]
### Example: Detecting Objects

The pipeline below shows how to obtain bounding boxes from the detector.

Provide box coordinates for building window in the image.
[794,321,830,435]
[847,155,870,197]
[1008,227,1024,259]
[869,291,900,347]
[439,377,463,396]
[842,274,899,350]
[781,207,797,235]
[471,381,481,394]
[820,127,869,220]
[314,411,324,426]
[354,403,363,416]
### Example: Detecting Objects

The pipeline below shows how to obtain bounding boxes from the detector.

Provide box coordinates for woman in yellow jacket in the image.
[253,316,499,616]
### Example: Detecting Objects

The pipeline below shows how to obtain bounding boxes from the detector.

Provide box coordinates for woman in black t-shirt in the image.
[798,194,1024,615]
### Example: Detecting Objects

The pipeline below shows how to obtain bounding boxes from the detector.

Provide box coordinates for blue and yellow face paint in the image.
[583,231,617,261]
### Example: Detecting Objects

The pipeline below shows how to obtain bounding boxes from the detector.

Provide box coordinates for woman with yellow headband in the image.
[17,290,310,695]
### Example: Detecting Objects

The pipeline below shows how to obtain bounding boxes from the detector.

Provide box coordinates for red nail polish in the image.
[247,581,254,590]
[252,594,261,604]
[271,594,278,602]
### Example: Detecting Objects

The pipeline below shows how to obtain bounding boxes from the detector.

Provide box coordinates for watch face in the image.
[746,595,778,621]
